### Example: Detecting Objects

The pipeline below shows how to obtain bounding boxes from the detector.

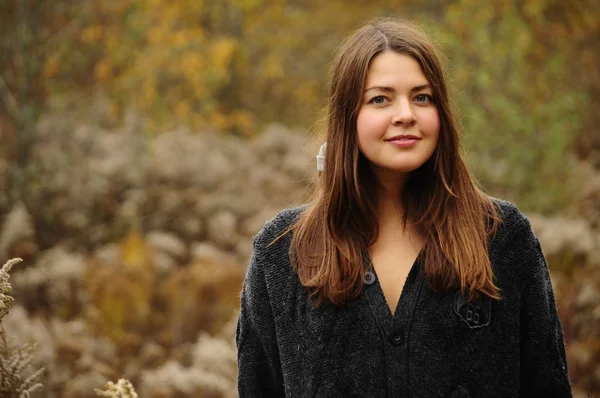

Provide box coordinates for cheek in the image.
[356,110,387,141]
[418,108,441,140]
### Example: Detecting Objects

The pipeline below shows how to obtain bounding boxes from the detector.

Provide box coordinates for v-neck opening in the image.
[366,247,425,321]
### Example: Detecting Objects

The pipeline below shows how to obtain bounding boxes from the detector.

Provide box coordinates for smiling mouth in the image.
[386,136,421,148]
[385,135,422,141]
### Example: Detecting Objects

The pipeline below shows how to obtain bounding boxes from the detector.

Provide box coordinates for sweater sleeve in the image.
[516,221,572,397]
[236,231,286,397]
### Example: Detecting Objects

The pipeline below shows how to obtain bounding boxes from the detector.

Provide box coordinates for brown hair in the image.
[288,18,501,306]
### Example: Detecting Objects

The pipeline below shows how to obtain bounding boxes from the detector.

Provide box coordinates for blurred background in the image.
[0,0,598,396]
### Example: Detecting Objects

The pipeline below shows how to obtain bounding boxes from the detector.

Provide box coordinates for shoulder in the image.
[253,205,308,251]
[243,205,307,297]
[245,206,308,309]
[490,197,529,230]
[487,197,540,262]
[488,197,533,245]
[487,198,546,282]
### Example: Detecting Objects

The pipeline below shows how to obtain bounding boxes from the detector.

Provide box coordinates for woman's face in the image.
[356,51,440,178]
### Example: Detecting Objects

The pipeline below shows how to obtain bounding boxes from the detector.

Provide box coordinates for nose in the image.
[391,99,416,126]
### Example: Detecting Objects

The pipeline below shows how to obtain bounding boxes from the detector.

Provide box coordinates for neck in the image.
[373,167,409,230]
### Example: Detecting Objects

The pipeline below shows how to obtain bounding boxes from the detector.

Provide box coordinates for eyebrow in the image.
[364,84,432,93]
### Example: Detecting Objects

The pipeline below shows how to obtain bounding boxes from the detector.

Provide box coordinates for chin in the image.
[385,160,428,172]
[372,163,426,175]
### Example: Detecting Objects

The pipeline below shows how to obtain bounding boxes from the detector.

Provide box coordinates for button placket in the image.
[362,250,426,398]
[364,271,376,285]
[389,331,404,346]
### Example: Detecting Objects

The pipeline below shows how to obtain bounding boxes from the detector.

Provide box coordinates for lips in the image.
[385,134,421,148]
[385,135,422,141]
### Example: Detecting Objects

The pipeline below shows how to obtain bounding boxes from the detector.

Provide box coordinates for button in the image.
[389,332,404,346]
[364,271,376,285]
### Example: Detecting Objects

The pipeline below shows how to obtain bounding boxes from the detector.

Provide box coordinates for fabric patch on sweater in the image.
[454,292,492,329]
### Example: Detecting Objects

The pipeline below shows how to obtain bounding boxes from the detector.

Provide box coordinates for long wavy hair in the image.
[288,18,501,306]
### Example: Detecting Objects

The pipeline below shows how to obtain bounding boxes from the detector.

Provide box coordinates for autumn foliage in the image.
[1,0,598,213]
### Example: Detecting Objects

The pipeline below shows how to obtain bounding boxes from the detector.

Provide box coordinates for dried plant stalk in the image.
[0,258,20,321]
[0,258,45,398]
[95,378,139,398]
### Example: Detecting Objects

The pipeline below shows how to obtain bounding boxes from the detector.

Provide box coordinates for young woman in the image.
[236,19,572,397]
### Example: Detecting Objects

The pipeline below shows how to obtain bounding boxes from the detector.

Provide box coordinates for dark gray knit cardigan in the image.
[236,200,572,397]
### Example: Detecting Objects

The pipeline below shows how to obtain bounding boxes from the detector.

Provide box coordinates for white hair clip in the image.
[316,143,327,171]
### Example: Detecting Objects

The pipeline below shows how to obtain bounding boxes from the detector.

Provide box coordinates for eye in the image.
[368,95,388,105]
[414,94,433,104]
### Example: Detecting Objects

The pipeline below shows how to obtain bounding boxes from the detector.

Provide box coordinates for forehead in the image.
[365,51,429,87]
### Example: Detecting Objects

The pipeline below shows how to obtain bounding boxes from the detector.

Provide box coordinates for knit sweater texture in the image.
[236,199,572,397]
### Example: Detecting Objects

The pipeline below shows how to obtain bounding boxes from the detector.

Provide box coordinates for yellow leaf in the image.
[211,112,230,131]
[44,54,60,78]
[175,101,191,118]
[94,61,112,81]
[210,38,238,69]
[81,25,103,44]
[119,230,151,274]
